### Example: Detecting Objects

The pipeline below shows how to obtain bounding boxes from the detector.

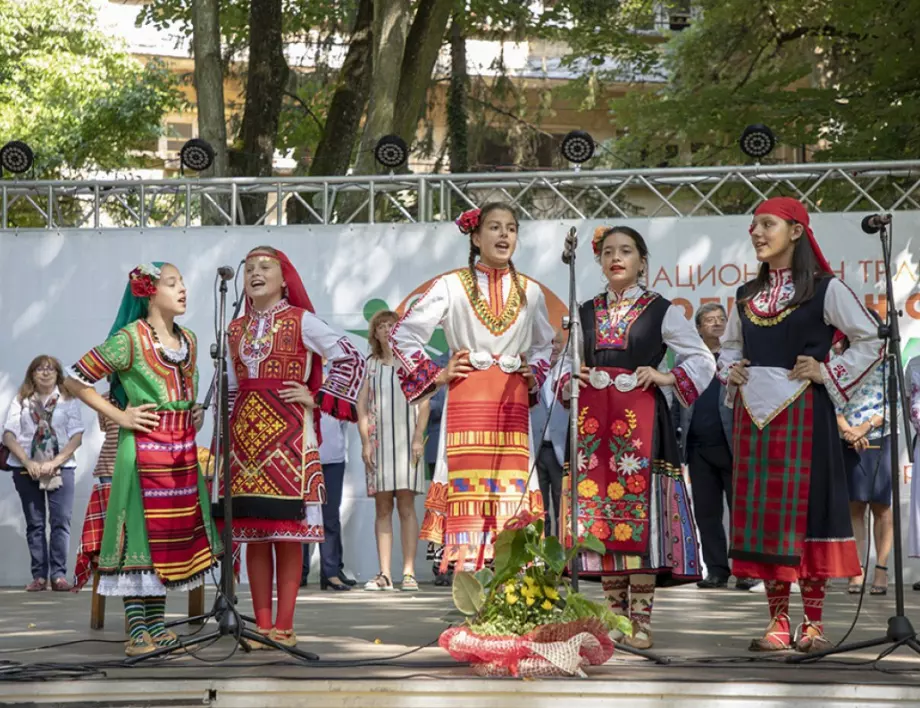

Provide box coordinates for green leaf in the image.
[473,566,494,589]
[451,571,484,616]
[542,535,567,574]
[580,533,606,555]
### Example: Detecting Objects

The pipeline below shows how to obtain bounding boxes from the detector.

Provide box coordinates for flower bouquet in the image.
[440,514,631,677]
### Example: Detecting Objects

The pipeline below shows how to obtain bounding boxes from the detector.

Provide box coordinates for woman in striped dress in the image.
[358,310,430,591]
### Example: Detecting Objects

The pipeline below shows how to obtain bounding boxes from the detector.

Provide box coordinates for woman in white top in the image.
[2,355,85,592]
[358,309,430,591]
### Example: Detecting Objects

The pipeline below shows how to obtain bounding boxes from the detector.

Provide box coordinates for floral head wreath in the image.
[129,263,161,298]
[455,208,482,235]
[591,226,613,256]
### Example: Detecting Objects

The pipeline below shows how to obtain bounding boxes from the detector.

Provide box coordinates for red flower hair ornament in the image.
[455,208,482,235]
[129,263,160,298]
[591,226,613,256]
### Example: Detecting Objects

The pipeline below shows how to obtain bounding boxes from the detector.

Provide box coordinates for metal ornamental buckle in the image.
[468,352,493,371]
[588,368,638,392]
[498,355,522,374]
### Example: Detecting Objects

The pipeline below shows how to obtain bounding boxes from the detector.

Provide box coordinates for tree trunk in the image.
[392,0,453,147]
[235,0,288,224]
[448,16,468,174]
[351,0,412,178]
[191,0,228,224]
[285,0,373,224]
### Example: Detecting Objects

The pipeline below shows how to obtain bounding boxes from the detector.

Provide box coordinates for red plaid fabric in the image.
[72,482,111,590]
[731,389,813,566]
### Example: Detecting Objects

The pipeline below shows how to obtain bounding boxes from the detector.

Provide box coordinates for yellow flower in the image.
[523,575,536,587]
[533,584,544,597]
[607,482,625,500]
[578,479,599,498]
[504,581,516,593]
[526,596,536,606]
[506,593,519,605]
[613,523,633,541]
[520,585,535,599]
[541,600,553,611]
[544,586,560,601]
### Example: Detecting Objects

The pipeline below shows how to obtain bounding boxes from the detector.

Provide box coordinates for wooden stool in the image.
[90,571,207,630]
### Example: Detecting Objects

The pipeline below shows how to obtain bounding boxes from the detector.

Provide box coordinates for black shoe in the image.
[433,573,452,587]
[340,575,357,587]
[321,576,352,591]
[735,578,759,591]
[697,575,729,589]
[913,581,920,591]
[299,578,308,588]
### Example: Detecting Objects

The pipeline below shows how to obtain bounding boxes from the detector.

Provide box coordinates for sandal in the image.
[749,614,792,652]
[870,564,888,596]
[401,574,419,592]
[271,628,298,648]
[248,627,275,651]
[125,631,158,657]
[847,568,864,594]
[363,573,396,591]
[51,577,73,592]
[621,621,653,650]
[794,622,832,653]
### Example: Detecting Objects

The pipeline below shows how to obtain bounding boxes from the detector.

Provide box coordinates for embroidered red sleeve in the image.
[672,366,700,407]
[395,351,442,403]
[530,359,550,391]
[316,338,366,422]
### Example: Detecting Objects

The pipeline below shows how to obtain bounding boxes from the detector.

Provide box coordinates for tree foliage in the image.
[0,0,184,177]
[610,0,920,165]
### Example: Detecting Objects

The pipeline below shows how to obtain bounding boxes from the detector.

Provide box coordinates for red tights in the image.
[246,542,303,632]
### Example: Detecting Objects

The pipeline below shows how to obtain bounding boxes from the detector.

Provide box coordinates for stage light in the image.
[374,135,409,170]
[179,138,215,172]
[560,130,595,164]
[0,140,34,174]
[739,124,776,160]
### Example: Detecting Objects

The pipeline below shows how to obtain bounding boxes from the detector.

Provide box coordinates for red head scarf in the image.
[751,197,833,276]
[243,248,324,410]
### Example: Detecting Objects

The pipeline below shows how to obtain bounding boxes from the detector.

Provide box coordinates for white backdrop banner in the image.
[1,213,919,588]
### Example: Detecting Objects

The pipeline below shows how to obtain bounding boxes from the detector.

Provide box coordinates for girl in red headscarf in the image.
[719,197,883,653]
[217,246,366,648]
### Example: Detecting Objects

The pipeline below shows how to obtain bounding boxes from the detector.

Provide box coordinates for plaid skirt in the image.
[730,385,860,582]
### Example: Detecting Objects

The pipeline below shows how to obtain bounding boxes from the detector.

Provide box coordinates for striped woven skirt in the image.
[420,366,543,571]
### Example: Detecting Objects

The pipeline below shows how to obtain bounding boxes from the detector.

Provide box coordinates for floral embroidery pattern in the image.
[575,397,653,553]
[745,268,798,325]
[457,268,525,336]
[594,290,659,350]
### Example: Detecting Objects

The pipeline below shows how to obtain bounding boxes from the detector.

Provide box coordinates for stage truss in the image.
[3,160,920,229]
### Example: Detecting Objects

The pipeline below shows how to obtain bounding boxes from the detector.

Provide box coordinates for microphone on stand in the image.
[561,227,578,264]
[217,265,235,281]
[861,213,892,235]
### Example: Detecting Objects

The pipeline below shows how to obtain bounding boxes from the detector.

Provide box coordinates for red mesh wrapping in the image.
[439,619,614,677]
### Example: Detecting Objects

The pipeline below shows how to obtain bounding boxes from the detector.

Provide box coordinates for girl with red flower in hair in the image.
[388,202,555,575]
[65,263,221,657]
[719,197,882,653]
[558,226,713,650]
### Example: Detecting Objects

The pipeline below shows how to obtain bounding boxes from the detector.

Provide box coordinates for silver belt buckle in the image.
[614,373,638,392]
[588,368,611,390]
[468,352,493,371]
[498,355,521,374]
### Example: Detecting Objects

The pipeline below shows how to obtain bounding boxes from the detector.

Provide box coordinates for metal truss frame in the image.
[3,160,920,230]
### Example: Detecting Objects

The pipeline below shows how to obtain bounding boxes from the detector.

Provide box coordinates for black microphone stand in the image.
[126,271,320,664]
[788,215,919,664]
[561,228,667,664]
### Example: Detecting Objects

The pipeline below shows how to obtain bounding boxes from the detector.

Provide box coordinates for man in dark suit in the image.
[674,303,754,590]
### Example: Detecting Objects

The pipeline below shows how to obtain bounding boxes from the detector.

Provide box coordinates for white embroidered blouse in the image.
[718,269,883,425]
[388,264,556,402]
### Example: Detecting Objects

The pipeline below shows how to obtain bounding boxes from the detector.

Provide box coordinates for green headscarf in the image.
[108,261,165,409]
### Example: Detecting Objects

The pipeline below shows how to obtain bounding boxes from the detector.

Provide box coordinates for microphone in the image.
[561,227,578,264]
[861,213,891,235]
[217,265,235,280]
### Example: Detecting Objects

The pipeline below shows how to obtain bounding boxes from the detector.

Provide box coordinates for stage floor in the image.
[2,580,920,706]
